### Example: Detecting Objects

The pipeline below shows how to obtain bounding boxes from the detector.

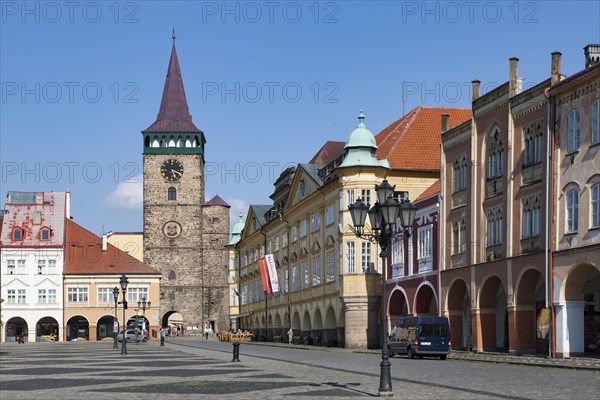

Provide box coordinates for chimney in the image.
[551,51,562,85]
[441,114,450,133]
[584,44,600,68]
[102,231,113,251]
[509,57,519,97]
[471,80,481,101]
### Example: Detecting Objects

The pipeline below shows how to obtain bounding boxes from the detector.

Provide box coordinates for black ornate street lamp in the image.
[119,274,129,355]
[348,179,417,397]
[112,286,119,349]
[138,296,150,336]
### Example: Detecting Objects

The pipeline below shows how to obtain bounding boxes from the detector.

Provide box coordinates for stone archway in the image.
[515,268,545,354]
[66,315,89,341]
[479,276,507,351]
[96,315,116,341]
[5,317,28,343]
[274,313,283,340]
[415,283,438,315]
[36,316,59,342]
[324,306,337,347]
[447,279,470,350]
[313,308,324,346]
[563,264,600,356]
[302,310,312,343]
[389,289,409,329]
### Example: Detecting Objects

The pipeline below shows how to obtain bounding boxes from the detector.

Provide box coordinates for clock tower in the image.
[142,36,230,333]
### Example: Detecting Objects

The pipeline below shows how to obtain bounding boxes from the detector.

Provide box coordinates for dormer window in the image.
[40,228,51,240]
[12,227,24,241]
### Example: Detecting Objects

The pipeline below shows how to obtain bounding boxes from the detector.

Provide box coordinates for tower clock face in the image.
[161,159,184,182]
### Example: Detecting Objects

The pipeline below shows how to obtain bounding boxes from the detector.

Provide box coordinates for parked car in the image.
[388,316,451,360]
[117,329,148,342]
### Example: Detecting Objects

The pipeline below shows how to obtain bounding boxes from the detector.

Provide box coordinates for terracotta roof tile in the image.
[309,141,345,164]
[64,220,160,275]
[376,107,471,171]
[415,180,440,202]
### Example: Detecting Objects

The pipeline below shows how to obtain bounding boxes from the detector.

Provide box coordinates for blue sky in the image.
[1,1,599,235]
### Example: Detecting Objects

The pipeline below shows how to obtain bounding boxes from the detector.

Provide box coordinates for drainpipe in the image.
[260,225,268,341]
[544,86,555,358]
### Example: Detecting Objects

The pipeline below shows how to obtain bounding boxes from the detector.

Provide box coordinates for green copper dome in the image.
[345,110,377,149]
[338,110,390,169]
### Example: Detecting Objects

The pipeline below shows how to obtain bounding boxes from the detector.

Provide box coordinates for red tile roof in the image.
[309,141,345,164]
[64,219,160,275]
[415,180,440,202]
[1,192,67,248]
[205,195,230,207]
[376,107,471,171]
[144,42,201,133]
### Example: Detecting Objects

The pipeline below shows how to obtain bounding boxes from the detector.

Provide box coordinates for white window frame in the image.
[417,225,433,272]
[48,289,57,303]
[301,261,309,289]
[7,259,15,275]
[68,287,88,303]
[127,287,148,302]
[325,204,335,226]
[361,189,371,206]
[568,110,580,152]
[346,241,356,274]
[17,289,26,303]
[38,289,47,303]
[391,237,404,277]
[593,99,600,144]
[592,183,600,228]
[361,241,372,273]
[312,255,321,286]
[7,289,16,303]
[292,265,298,291]
[346,189,355,207]
[326,251,335,282]
[97,287,112,303]
[567,189,579,232]
[17,259,26,274]
[311,212,321,233]
[37,259,46,275]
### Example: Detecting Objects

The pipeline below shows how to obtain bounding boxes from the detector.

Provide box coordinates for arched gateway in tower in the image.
[142,35,230,334]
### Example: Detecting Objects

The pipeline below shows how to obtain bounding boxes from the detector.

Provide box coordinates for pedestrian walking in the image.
[288,328,293,344]
[160,327,166,346]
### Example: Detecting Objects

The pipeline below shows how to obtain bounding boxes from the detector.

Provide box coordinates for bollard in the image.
[231,341,241,362]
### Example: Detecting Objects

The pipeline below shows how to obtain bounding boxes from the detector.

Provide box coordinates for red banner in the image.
[258,257,272,295]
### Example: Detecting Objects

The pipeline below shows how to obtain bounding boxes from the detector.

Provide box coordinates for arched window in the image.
[487,128,504,180]
[566,189,579,232]
[568,110,580,152]
[144,136,150,147]
[168,187,176,201]
[168,271,176,281]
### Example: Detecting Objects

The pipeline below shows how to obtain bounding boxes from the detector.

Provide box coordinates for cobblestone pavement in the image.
[1,338,599,400]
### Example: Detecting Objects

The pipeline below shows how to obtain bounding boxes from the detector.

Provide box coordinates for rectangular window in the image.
[311,212,321,233]
[325,204,335,226]
[7,259,15,275]
[17,259,26,274]
[361,241,372,273]
[230,288,238,307]
[592,184,600,228]
[241,285,248,305]
[37,260,46,274]
[68,287,88,302]
[532,207,541,236]
[7,289,16,303]
[522,209,531,238]
[38,289,47,303]
[284,269,289,293]
[41,229,50,240]
[361,189,371,205]
[326,251,335,283]
[535,135,543,164]
[312,255,321,286]
[48,259,57,274]
[300,220,307,238]
[97,287,111,303]
[292,265,298,291]
[391,238,404,277]
[453,165,461,193]
[291,227,298,242]
[593,100,600,144]
[274,236,280,252]
[282,232,289,247]
[567,189,579,232]
[17,289,26,303]
[417,225,433,272]
[487,217,495,246]
[568,110,580,152]
[127,287,148,302]
[346,241,356,274]
[346,189,355,207]
[302,261,309,289]
[48,289,57,303]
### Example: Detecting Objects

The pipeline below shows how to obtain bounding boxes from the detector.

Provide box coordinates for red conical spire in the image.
[145,36,201,133]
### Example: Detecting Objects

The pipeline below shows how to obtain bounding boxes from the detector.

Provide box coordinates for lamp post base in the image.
[377,358,393,397]
[121,340,127,355]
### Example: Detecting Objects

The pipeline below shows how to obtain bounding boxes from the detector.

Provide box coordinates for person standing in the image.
[160,327,166,346]
[288,328,294,344]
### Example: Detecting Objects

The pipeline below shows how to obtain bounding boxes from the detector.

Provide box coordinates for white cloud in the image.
[104,176,143,209]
